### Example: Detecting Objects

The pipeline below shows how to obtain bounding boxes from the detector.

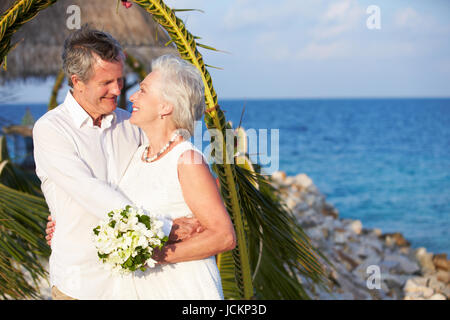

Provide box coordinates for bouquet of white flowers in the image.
[92,205,168,274]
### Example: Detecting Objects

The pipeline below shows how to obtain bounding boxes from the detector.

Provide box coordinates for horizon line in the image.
[2,96,450,105]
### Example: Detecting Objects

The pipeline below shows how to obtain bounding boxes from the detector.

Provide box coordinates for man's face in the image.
[73,56,124,120]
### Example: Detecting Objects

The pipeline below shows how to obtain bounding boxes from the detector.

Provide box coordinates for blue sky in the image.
[4,0,450,102]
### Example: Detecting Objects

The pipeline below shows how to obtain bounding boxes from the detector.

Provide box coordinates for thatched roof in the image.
[0,0,177,82]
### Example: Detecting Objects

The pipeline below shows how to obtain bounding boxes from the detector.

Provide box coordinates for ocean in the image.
[1,98,449,255]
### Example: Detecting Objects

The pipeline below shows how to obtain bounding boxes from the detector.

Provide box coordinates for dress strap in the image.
[170,141,207,165]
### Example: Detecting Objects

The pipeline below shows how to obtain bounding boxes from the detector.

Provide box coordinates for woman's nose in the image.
[129,92,137,103]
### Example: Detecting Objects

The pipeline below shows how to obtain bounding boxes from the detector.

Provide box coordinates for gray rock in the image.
[321,203,339,219]
[352,256,383,283]
[346,220,363,235]
[379,259,400,272]
[304,226,324,240]
[271,170,287,182]
[436,270,450,284]
[295,173,313,189]
[347,241,381,261]
[426,275,446,292]
[433,253,449,271]
[383,254,420,274]
[332,229,350,245]
[441,284,450,298]
[293,201,310,213]
[382,273,409,289]
[415,247,436,275]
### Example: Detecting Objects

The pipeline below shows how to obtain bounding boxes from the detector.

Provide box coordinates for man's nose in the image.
[111,81,122,96]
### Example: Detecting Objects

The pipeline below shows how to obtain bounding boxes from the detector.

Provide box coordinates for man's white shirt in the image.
[33,91,171,299]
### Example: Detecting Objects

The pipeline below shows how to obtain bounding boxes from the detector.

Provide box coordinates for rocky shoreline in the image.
[271,171,449,300]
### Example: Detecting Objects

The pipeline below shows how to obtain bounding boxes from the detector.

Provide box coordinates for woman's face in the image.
[129,71,165,127]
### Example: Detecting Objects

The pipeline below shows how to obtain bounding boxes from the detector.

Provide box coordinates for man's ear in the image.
[71,74,85,92]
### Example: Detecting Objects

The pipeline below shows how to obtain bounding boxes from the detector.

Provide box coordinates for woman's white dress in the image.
[116,140,224,300]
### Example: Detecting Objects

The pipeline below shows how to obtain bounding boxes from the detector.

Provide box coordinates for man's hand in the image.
[168,216,204,243]
[45,215,55,246]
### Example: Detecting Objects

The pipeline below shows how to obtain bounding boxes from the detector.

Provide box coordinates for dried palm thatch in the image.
[0,0,177,83]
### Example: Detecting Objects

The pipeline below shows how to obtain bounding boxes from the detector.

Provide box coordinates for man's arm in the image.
[33,119,134,220]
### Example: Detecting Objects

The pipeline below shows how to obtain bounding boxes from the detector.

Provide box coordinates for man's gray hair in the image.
[152,54,205,136]
[62,25,124,87]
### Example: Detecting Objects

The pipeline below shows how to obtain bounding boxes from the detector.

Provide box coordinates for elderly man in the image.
[33,26,201,300]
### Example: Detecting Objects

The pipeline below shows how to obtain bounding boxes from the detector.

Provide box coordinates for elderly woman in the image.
[116,54,236,299]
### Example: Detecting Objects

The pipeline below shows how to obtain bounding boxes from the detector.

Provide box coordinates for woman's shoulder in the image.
[173,141,207,166]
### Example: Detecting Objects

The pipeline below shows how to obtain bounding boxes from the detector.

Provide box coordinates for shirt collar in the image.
[64,90,116,129]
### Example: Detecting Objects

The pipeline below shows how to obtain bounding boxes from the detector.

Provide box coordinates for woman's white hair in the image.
[152,54,205,136]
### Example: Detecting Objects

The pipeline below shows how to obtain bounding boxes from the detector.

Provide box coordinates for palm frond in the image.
[0,0,58,69]
[204,64,223,70]
[48,69,64,110]
[235,166,334,298]
[172,8,205,14]
[0,136,50,299]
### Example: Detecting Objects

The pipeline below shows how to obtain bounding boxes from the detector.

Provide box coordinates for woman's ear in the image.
[160,102,174,117]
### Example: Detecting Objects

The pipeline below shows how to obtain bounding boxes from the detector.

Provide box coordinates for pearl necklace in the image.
[142,130,181,163]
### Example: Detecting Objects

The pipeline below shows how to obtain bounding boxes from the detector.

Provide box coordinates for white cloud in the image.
[222,0,320,31]
[393,6,449,35]
[296,41,350,60]
[293,0,363,61]
[395,7,421,28]
[323,0,351,21]
[310,0,364,39]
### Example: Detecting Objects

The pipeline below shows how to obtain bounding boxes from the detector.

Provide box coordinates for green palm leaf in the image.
[0,0,58,70]
[0,136,50,299]
[235,166,334,299]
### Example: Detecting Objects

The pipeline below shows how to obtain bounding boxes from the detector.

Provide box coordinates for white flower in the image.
[156,230,165,239]
[93,206,168,274]
[137,235,149,249]
[145,258,157,268]
[152,220,163,229]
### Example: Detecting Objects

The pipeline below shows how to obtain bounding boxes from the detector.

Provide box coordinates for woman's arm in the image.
[153,149,236,264]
